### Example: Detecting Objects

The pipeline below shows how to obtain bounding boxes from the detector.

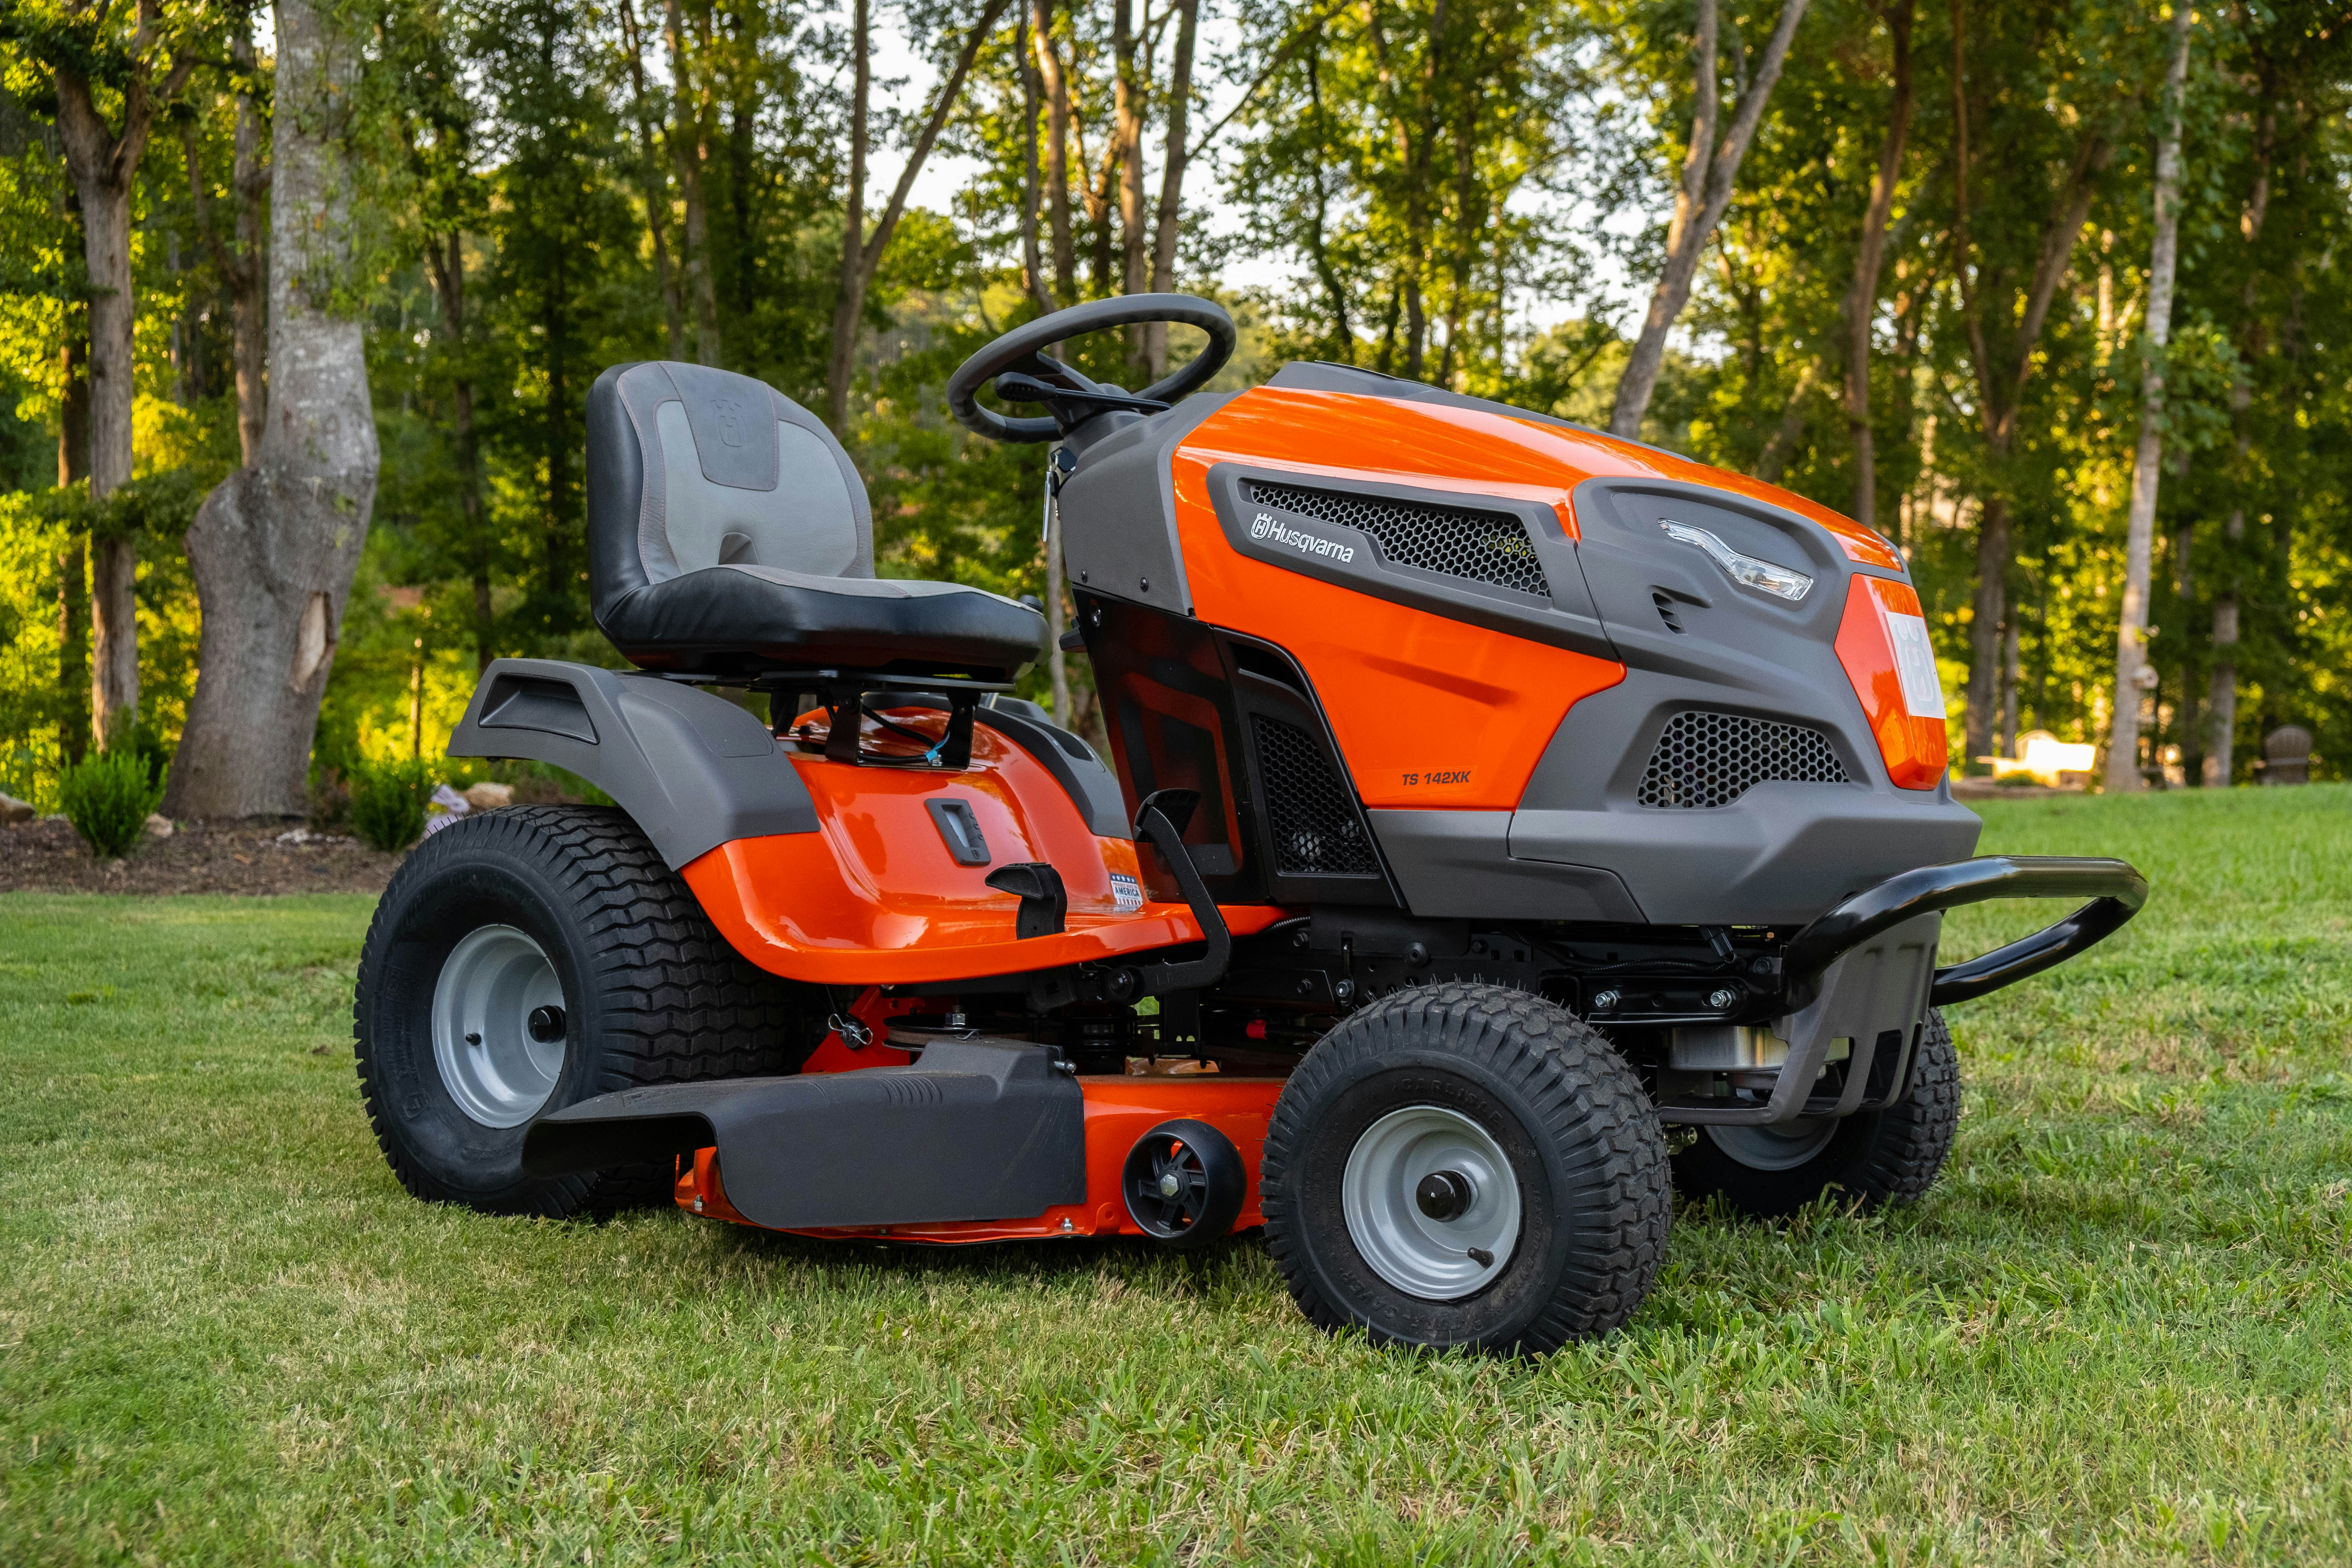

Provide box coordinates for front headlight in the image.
[1659,520,1813,602]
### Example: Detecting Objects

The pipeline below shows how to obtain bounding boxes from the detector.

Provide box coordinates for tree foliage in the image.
[4,0,2351,810]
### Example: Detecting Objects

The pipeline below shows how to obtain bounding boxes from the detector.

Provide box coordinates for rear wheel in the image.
[1262,984,1670,1355]
[1672,1008,1960,1220]
[353,805,815,1216]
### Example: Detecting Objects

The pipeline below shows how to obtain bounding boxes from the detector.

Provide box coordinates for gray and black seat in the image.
[586,361,1046,679]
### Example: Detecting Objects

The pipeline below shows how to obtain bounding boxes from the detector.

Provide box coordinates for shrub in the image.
[57,749,165,859]
[307,767,352,831]
[348,758,433,852]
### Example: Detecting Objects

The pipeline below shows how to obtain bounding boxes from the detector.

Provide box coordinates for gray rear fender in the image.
[447,657,818,869]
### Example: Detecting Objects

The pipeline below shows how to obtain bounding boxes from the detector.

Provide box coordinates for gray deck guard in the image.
[447,656,818,869]
[520,1038,1087,1230]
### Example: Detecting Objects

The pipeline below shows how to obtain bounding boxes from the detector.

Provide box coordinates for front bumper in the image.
[1655,854,2148,1127]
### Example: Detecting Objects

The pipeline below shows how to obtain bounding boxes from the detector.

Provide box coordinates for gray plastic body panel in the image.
[448,657,818,868]
[519,1037,1085,1229]
[1057,390,1241,616]
[975,695,1132,839]
[1509,787,1980,926]
[1369,810,1645,921]
[1491,476,1978,926]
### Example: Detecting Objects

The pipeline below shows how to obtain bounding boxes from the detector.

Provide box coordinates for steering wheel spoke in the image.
[945,294,1237,444]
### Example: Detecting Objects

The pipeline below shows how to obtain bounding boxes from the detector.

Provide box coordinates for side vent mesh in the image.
[1249,714,1383,876]
[1638,710,1849,809]
[1246,479,1550,598]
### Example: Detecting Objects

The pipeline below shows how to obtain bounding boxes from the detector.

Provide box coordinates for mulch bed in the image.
[0,816,406,896]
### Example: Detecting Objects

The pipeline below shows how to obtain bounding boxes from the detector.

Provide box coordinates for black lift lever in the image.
[1133,789,1232,991]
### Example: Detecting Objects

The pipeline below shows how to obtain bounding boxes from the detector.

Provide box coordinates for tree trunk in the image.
[1031,0,1076,302]
[1998,614,2021,758]
[1017,5,1050,311]
[228,19,268,459]
[619,0,685,357]
[47,20,191,753]
[2206,100,2277,786]
[828,0,872,431]
[58,323,90,766]
[665,0,723,367]
[166,0,380,819]
[1112,0,1147,363]
[1609,0,1810,438]
[58,140,139,750]
[1144,0,1200,378]
[1963,495,2006,767]
[825,0,1011,427]
[1752,360,1817,483]
[1842,0,1912,530]
[1946,0,2108,766]
[2102,2,2193,795]
[424,232,494,672]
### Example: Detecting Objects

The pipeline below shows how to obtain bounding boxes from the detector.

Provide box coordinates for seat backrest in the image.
[586,361,873,617]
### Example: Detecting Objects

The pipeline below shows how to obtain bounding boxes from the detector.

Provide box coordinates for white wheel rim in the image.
[1704,1119,1838,1171]
[430,924,567,1128]
[1341,1104,1521,1301]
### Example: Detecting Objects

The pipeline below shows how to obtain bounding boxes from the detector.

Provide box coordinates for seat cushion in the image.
[601,565,1047,678]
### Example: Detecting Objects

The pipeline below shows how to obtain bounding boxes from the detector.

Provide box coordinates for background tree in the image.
[165,0,379,817]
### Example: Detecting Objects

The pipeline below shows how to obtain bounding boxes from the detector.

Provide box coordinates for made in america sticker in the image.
[1110,871,1143,912]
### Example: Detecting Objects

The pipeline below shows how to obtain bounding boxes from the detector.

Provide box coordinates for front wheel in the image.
[353,805,814,1216]
[1672,1008,1961,1220]
[1262,984,1670,1355]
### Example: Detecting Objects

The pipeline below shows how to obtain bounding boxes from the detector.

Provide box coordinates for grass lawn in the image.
[3,787,2348,1565]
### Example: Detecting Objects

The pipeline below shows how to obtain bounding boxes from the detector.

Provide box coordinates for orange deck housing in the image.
[676,1072,1287,1243]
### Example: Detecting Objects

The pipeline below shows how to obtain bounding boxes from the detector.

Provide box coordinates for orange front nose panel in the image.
[681,710,1286,985]
[1834,575,1951,790]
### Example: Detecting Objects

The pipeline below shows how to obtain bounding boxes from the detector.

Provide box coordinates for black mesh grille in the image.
[1637,711,1849,809]
[1250,714,1382,876]
[1246,479,1550,598]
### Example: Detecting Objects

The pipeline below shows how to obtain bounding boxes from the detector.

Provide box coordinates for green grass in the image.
[3,788,2349,1565]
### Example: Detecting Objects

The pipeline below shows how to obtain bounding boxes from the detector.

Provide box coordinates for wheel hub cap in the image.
[431,924,567,1129]
[1341,1105,1521,1300]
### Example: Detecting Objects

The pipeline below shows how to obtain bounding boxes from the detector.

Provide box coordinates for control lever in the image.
[1132,789,1230,991]
[985,862,1069,939]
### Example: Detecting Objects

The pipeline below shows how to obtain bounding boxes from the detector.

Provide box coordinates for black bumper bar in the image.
[1783,854,2149,1009]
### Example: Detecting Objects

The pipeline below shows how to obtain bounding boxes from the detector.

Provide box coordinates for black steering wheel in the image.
[945,293,1237,443]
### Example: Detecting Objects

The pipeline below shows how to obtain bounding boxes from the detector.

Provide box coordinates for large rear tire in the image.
[1262,983,1670,1355]
[353,805,815,1216]
[1671,1007,1960,1220]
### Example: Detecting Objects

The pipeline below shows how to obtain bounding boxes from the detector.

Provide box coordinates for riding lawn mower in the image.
[353,295,2146,1354]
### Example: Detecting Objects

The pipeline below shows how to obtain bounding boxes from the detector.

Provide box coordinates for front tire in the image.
[1262,984,1670,1355]
[1672,1008,1960,1220]
[353,805,813,1216]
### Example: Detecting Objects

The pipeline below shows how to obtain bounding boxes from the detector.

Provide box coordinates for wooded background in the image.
[2,0,2347,815]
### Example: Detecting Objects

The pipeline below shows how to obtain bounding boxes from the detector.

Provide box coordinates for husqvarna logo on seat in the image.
[1250,511,1356,563]
[710,398,747,447]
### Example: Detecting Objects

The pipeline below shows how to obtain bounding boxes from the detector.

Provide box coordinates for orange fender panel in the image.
[679,709,1286,985]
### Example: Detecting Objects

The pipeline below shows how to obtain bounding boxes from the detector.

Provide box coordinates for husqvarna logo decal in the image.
[710,397,747,447]
[1249,510,1355,563]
